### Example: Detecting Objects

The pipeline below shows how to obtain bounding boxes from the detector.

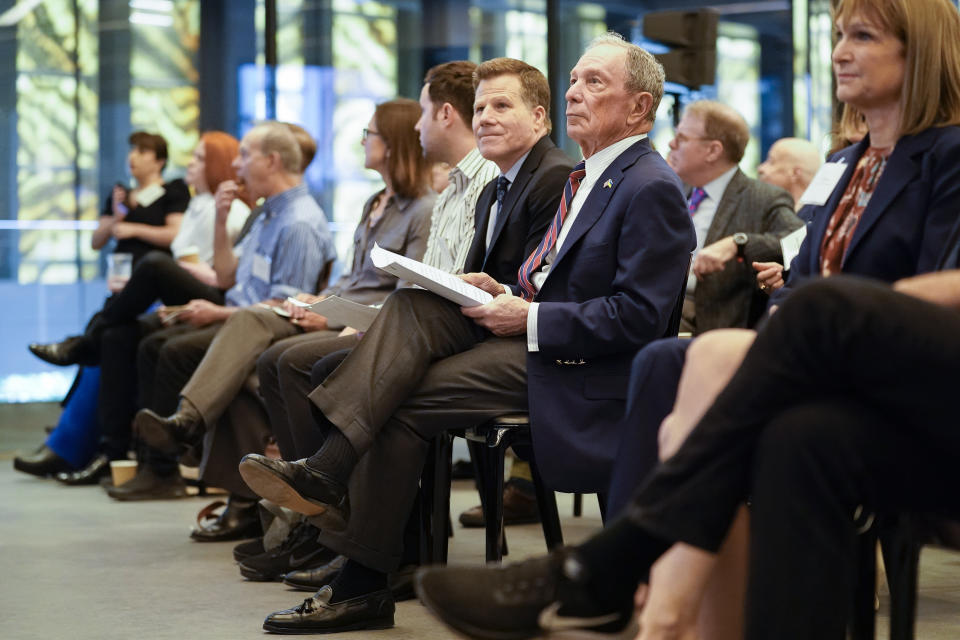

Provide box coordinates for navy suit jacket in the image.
[772,126,960,306]
[463,136,573,283]
[524,137,696,491]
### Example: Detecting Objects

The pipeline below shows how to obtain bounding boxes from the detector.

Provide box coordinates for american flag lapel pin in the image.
[603,179,613,189]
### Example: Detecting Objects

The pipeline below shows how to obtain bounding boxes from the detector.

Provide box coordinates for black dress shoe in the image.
[238,522,334,581]
[55,454,111,486]
[133,405,204,456]
[233,537,266,562]
[283,557,416,602]
[238,454,349,531]
[262,586,394,634]
[28,335,95,367]
[13,445,73,477]
[414,548,633,640]
[190,498,263,542]
[106,465,188,501]
[283,554,348,591]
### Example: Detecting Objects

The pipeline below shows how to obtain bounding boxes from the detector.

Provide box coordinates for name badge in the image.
[798,160,847,207]
[779,226,807,271]
[252,253,272,282]
[136,183,165,207]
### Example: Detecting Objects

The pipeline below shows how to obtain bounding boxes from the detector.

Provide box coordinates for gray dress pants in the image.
[308,288,528,571]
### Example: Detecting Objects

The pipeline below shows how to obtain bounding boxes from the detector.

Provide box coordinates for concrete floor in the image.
[2,403,959,639]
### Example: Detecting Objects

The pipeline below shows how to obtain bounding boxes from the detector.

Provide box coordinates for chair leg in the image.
[483,444,506,563]
[597,493,608,524]
[849,526,877,640]
[573,493,583,517]
[881,519,921,640]
[432,433,453,565]
[529,453,563,551]
[420,438,438,565]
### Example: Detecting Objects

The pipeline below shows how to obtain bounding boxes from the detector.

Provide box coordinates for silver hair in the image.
[250,121,303,174]
[586,32,665,122]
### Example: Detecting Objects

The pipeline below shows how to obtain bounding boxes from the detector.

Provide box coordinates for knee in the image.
[684,330,755,378]
[135,251,173,276]
[257,343,285,386]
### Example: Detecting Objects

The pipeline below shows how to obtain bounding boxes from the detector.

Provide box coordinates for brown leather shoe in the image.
[458,483,540,528]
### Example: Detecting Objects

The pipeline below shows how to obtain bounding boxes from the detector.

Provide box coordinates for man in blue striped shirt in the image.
[105,121,336,501]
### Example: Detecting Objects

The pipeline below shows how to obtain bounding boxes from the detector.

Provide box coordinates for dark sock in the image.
[328,559,388,602]
[574,518,671,606]
[304,427,358,486]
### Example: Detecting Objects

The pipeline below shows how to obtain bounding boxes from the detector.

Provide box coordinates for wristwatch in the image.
[733,232,748,260]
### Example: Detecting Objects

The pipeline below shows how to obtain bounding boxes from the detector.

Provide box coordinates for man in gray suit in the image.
[666,100,803,333]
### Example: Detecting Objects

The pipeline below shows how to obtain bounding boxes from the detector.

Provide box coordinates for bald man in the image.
[757,137,822,210]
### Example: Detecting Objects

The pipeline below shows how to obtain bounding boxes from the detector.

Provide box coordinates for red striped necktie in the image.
[517,161,587,301]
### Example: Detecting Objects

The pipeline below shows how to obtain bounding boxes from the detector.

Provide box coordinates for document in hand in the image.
[286,296,380,332]
[370,244,494,307]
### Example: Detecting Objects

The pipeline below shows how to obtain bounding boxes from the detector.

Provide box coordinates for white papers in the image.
[370,244,493,307]
[798,161,847,207]
[258,302,291,318]
[286,296,380,331]
[780,226,807,271]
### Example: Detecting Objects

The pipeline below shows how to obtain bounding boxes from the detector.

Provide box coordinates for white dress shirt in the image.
[686,165,738,294]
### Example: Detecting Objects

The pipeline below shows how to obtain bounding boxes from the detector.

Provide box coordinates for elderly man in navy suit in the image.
[238,33,695,635]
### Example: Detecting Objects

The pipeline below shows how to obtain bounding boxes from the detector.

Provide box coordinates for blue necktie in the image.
[688,187,707,215]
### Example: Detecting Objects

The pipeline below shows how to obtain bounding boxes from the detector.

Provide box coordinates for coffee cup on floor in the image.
[110,460,137,486]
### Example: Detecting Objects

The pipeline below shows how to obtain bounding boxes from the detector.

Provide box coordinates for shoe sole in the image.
[238,459,347,531]
[262,617,393,634]
[459,516,542,528]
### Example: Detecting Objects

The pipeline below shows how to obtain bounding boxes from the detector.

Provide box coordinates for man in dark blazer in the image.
[238,37,695,634]
[667,100,802,334]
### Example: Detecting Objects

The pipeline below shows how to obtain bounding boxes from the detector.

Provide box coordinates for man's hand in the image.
[461,295,529,336]
[692,237,738,279]
[753,261,785,293]
[112,222,137,240]
[283,293,324,319]
[215,180,239,224]
[291,312,328,332]
[460,272,507,297]
[178,299,228,327]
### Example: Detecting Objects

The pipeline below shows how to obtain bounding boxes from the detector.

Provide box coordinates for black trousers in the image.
[257,337,358,460]
[92,251,223,457]
[624,276,960,640]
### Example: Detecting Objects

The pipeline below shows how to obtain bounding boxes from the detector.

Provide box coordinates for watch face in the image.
[734,232,748,245]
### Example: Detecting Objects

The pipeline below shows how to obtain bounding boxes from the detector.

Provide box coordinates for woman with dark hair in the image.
[91,131,190,264]
[131,99,435,541]
[16,131,250,480]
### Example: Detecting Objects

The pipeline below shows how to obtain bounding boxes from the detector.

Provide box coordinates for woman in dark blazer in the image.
[616,1,960,638]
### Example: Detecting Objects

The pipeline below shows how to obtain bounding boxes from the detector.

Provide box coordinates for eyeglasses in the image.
[673,132,715,145]
[362,128,382,141]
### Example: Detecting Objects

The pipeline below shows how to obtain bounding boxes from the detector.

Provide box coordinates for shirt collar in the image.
[701,165,738,202]
[583,133,647,182]
[454,147,489,180]
[262,183,309,216]
[501,149,531,185]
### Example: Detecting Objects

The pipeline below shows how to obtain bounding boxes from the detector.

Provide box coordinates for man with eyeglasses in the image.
[666,100,802,334]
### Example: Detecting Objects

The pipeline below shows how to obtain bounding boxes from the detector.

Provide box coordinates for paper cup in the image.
[110,460,138,487]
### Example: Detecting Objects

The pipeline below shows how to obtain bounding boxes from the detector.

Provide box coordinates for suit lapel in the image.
[842,131,929,267]
[552,139,650,268]
[464,182,496,273]
[485,138,549,259]
[705,169,745,245]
